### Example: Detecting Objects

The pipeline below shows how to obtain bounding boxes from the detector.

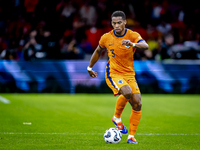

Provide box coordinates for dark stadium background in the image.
[0,0,200,94]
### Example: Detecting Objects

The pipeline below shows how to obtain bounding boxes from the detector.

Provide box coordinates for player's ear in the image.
[111,21,114,27]
[124,20,127,25]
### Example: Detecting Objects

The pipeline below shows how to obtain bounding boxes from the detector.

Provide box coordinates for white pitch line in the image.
[0,96,10,104]
[1,133,200,135]
[136,133,200,136]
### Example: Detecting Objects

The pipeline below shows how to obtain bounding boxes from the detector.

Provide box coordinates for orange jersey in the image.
[99,28,144,78]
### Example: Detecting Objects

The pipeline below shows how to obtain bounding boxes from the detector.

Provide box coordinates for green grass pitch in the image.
[0,94,200,150]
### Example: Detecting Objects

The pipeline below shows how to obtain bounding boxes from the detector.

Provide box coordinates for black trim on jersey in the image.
[98,45,104,49]
[137,39,144,43]
[113,28,127,37]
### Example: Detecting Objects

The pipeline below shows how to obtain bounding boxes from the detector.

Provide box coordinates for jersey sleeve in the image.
[131,32,144,43]
[98,34,107,49]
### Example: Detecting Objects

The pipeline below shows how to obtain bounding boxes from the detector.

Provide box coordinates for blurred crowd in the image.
[0,0,200,61]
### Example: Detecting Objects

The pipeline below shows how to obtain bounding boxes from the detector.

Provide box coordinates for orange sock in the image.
[114,95,129,118]
[129,109,142,136]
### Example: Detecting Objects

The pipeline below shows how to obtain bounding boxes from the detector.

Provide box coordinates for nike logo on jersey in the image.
[109,44,113,46]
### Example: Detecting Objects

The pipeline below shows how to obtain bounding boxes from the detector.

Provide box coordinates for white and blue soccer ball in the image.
[104,128,122,143]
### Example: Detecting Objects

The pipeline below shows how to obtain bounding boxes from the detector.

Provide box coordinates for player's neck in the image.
[118,29,125,36]
[114,28,127,37]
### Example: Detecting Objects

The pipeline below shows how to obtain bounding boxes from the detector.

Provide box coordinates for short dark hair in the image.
[111,11,126,20]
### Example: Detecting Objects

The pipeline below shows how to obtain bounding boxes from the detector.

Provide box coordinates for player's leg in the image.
[120,80,142,144]
[120,85,141,111]
[127,93,142,144]
[112,95,129,134]
[114,95,129,118]
[129,93,142,111]
[105,77,129,134]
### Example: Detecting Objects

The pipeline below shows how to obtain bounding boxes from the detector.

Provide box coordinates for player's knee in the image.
[133,96,142,111]
[120,85,132,99]
[138,101,142,109]
[133,102,142,111]
[123,92,132,99]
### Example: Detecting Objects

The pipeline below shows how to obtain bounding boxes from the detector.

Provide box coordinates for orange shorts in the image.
[105,75,140,96]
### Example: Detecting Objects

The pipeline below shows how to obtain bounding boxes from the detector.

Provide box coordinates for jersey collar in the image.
[113,28,127,37]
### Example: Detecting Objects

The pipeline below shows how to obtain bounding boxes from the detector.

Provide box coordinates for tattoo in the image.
[97,48,103,57]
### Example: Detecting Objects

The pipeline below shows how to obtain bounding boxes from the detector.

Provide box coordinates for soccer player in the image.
[87,10,149,144]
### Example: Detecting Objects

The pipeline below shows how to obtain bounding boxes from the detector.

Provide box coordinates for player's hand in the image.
[122,40,132,46]
[88,70,97,78]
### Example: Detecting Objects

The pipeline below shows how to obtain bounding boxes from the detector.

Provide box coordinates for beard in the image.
[115,29,122,35]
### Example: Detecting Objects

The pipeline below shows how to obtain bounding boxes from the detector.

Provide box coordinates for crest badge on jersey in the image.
[118,80,123,84]
[124,45,130,50]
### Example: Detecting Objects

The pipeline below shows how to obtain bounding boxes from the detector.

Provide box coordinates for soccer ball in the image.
[104,128,122,143]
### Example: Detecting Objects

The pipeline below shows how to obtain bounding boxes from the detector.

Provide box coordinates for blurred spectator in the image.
[40,31,60,59]
[60,38,84,59]
[23,30,43,60]
[24,0,39,13]
[74,26,93,54]
[56,0,76,31]
[1,38,19,60]
[147,36,160,59]
[156,20,172,35]
[160,33,174,60]
[78,37,93,55]
[150,1,163,25]
[23,20,60,60]
[0,0,199,61]
[85,27,103,50]
[79,1,97,27]
[147,24,160,40]
[60,1,76,19]
[168,28,200,59]
[73,13,86,30]
[24,0,39,23]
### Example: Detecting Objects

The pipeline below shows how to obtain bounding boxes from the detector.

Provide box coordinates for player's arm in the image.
[122,40,149,50]
[87,46,103,78]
